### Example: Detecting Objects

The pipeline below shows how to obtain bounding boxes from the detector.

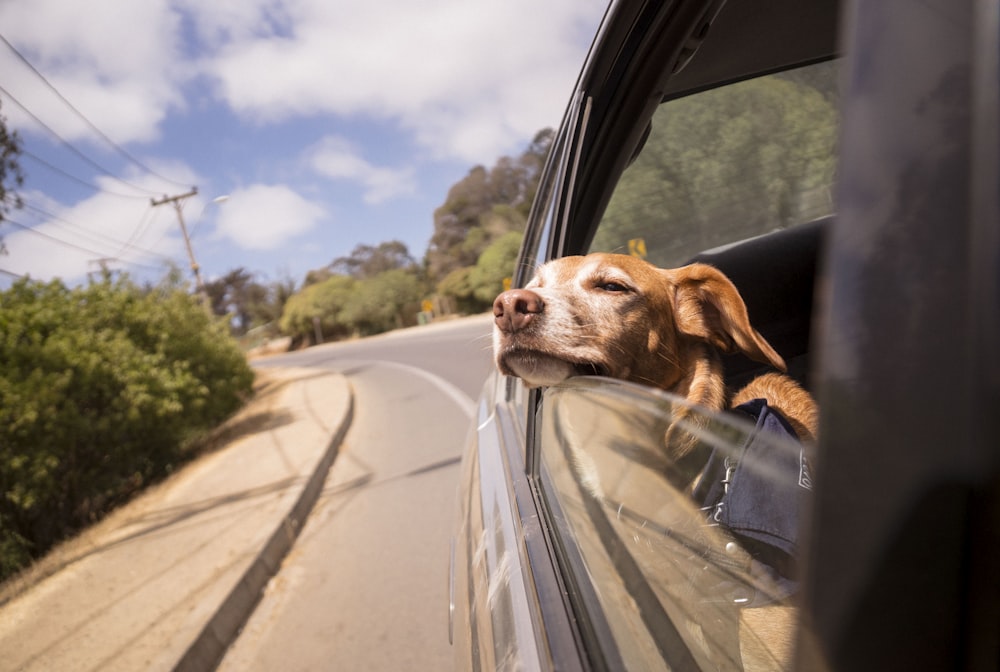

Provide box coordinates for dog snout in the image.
[494,289,544,333]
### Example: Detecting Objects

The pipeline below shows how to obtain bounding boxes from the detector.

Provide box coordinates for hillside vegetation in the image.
[0,274,253,580]
[213,129,554,347]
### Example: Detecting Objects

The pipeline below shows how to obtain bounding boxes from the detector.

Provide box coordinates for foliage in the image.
[279,274,357,343]
[591,69,838,267]
[341,268,427,335]
[469,231,523,303]
[424,129,552,284]
[435,267,478,315]
[435,231,523,314]
[0,275,253,580]
[204,268,295,336]
[279,265,429,341]
[0,100,25,252]
[329,240,417,279]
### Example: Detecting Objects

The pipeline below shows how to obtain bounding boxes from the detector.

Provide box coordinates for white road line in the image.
[373,360,477,419]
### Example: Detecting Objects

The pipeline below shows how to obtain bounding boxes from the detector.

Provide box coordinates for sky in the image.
[0,0,608,289]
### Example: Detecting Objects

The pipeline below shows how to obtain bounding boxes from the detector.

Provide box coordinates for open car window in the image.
[588,60,839,266]
[537,378,813,669]
[531,61,839,669]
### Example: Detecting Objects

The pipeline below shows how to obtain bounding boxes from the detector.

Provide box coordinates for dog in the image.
[492,252,818,670]
[492,253,817,450]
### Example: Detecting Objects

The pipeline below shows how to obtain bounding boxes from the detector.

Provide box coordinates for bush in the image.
[279,275,357,343]
[340,269,426,335]
[0,275,253,581]
[437,231,523,314]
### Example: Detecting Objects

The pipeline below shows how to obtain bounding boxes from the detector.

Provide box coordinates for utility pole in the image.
[151,188,207,304]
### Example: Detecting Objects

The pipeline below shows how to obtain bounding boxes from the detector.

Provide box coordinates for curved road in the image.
[219,314,494,671]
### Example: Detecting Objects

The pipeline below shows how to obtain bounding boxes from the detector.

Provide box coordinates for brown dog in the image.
[493,253,817,449]
[492,252,816,669]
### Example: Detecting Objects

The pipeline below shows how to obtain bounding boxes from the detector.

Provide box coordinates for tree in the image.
[424,130,554,285]
[204,268,258,335]
[329,240,417,279]
[279,275,356,344]
[0,274,253,579]
[591,70,838,267]
[0,101,25,254]
[340,268,426,335]
[468,231,523,304]
[437,231,524,314]
[249,273,297,327]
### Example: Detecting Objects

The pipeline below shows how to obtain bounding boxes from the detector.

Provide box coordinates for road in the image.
[219,314,494,671]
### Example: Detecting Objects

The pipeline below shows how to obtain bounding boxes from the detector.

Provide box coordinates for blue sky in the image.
[0,0,607,288]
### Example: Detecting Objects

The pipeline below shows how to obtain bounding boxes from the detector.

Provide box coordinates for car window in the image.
[532,61,837,669]
[588,60,839,266]
[537,378,812,670]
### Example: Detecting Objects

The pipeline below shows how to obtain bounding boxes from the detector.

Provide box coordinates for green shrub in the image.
[0,275,253,581]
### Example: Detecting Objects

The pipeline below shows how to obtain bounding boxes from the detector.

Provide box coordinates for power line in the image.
[0,84,164,198]
[0,32,191,191]
[18,200,167,262]
[0,267,26,279]
[3,218,166,271]
[20,149,151,200]
[112,205,161,261]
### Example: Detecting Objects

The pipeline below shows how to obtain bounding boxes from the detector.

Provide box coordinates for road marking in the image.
[372,360,476,418]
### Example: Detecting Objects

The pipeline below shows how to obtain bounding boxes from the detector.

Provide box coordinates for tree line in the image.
[218,64,838,350]
[211,128,554,347]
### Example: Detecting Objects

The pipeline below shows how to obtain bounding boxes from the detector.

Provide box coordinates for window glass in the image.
[589,61,839,266]
[536,62,835,668]
[539,378,812,670]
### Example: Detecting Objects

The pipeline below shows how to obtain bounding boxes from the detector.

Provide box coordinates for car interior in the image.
[691,216,827,392]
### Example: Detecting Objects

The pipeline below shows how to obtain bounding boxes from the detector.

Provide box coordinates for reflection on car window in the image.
[589,61,839,267]
[539,378,812,670]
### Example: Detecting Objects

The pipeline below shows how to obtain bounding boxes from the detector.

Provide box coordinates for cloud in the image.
[1,180,190,283]
[0,0,606,285]
[0,0,604,164]
[0,0,184,145]
[307,136,415,204]
[195,0,605,163]
[213,184,326,250]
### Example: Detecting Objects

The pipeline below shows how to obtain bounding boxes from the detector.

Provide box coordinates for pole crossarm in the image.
[151,188,209,304]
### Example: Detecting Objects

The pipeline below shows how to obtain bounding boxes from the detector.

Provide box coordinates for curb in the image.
[173,380,356,672]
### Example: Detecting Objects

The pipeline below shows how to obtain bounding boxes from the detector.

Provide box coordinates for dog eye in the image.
[596,281,631,293]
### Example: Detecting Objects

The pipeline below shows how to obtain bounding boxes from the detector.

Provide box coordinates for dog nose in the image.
[494,289,544,333]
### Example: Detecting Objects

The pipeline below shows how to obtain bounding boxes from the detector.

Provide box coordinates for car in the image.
[450,0,999,670]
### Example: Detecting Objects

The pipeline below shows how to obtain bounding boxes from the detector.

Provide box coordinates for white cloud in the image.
[307,136,415,204]
[2,176,194,283]
[0,0,185,145]
[195,0,606,163]
[213,184,326,250]
[0,0,604,163]
[0,0,607,284]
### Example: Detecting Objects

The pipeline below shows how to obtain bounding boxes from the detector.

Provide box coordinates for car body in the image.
[451,0,999,670]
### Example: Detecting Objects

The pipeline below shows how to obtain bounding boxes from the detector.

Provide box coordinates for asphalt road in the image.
[219,314,494,671]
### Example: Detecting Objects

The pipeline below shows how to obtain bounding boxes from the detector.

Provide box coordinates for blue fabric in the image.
[724,398,811,555]
[694,398,813,606]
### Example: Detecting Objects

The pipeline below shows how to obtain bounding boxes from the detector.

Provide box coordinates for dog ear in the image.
[668,263,787,371]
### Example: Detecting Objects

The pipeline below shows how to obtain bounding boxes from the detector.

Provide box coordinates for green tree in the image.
[0,274,253,579]
[424,129,553,285]
[0,100,25,254]
[341,268,425,335]
[469,231,523,304]
[279,275,357,344]
[329,240,417,279]
[592,69,838,267]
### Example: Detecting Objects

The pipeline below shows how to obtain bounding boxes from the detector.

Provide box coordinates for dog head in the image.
[492,253,785,404]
